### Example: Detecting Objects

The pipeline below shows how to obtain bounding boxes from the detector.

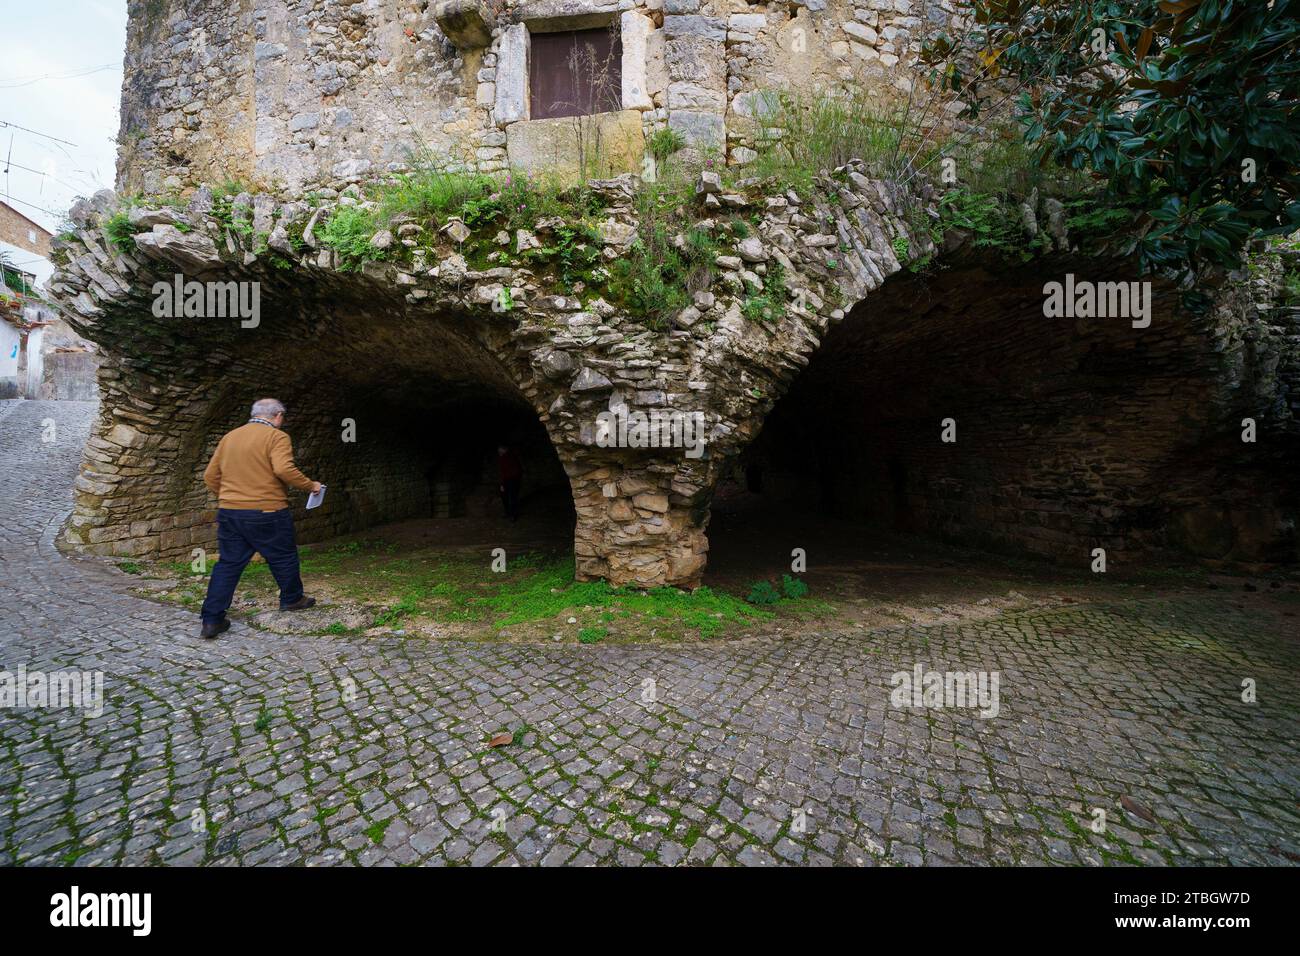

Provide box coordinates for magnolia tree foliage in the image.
[924,0,1300,276]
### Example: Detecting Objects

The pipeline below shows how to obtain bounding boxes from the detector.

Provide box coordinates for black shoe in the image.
[200,617,231,639]
[281,596,316,612]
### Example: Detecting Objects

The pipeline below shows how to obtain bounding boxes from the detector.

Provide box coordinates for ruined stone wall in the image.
[71,362,439,558]
[56,225,549,558]
[67,1,1297,586]
[50,170,1299,583]
[119,0,473,194]
[50,164,936,585]
[117,0,961,195]
[118,0,257,193]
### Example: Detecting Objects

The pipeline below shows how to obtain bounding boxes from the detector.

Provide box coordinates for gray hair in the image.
[251,398,286,419]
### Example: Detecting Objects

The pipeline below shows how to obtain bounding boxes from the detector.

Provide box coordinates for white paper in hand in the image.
[306,484,326,510]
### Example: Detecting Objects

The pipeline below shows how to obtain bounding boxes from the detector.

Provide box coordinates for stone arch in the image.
[52,210,580,564]
[57,164,1293,587]
[46,168,942,587]
[719,251,1300,566]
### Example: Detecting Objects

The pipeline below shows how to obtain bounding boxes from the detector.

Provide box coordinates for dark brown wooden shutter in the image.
[529,28,623,120]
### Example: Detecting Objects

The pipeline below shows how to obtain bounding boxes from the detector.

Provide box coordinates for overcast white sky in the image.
[1,0,127,251]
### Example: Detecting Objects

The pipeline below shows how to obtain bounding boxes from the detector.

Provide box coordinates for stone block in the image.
[434,0,494,49]
[645,28,668,98]
[844,21,880,45]
[668,82,726,111]
[506,110,645,185]
[668,110,725,151]
[663,15,726,42]
[731,89,781,122]
[494,23,529,126]
[620,11,654,111]
[633,492,670,513]
[727,14,767,40]
[132,225,222,273]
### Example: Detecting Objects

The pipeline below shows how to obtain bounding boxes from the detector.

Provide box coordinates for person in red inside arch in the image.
[497,444,523,522]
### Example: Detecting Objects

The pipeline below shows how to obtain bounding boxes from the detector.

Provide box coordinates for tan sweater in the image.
[203,421,315,510]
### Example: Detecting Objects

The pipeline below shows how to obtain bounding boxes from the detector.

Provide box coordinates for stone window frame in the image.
[495,8,651,127]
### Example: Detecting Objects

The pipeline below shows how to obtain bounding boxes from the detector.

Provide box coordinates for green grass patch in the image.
[606,171,720,328]
[317,205,383,272]
[742,88,931,194]
[140,539,786,641]
[372,592,419,628]
[477,555,768,638]
[578,625,607,645]
[781,573,809,600]
[211,178,251,201]
[746,573,810,606]
[374,166,495,224]
[647,127,686,163]
[104,210,138,255]
[741,260,787,324]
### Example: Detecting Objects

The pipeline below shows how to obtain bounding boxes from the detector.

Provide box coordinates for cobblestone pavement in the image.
[2,399,1298,866]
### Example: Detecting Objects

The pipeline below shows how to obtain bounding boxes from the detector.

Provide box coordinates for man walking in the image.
[198,398,321,638]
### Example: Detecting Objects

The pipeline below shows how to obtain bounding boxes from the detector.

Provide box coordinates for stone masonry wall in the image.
[117,0,962,195]
[72,0,1299,585]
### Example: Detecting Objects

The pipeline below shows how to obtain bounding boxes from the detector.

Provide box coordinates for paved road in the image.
[1,399,1297,865]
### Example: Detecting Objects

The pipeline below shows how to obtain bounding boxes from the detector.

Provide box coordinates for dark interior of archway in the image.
[280,380,575,551]
[285,388,574,558]
[708,257,1285,581]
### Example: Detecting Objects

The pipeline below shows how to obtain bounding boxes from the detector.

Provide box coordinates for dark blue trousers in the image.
[200,508,304,624]
[501,478,521,521]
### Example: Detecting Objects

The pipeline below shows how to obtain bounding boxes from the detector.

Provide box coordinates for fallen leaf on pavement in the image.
[1121,795,1158,823]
